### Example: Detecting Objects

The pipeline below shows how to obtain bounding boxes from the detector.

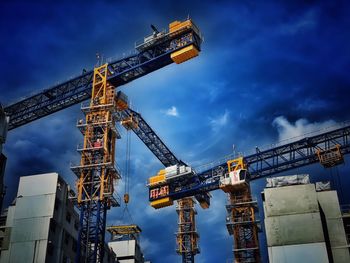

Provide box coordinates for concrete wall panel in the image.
[11,217,50,242]
[14,194,55,219]
[268,242,329,263]
[17,173,58,196]
[317,191,342,218]
[332,248,350,263]
[265,212,324,246]
[264,184,319,217]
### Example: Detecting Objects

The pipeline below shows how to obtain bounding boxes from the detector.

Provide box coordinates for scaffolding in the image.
[71,63,127,262]
[176,197,199,263]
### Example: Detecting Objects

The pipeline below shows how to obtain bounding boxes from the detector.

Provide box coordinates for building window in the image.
[66,212,71,223]
[57,181,62,191]
[64,231,70,245]
[54,199,60,211]
[72,239,77,252]
[74,220,79,231]
[50,219,56,233]
[47,242,54,256]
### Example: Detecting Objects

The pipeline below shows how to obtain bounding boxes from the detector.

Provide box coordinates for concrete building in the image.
[109,240,143,263]
[107,225,145,263]
[0,173,116,263]
[0,105,9,213]
[262,175,350,263]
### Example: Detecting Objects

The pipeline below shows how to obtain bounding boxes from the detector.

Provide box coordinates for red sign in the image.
[149,185,169,200]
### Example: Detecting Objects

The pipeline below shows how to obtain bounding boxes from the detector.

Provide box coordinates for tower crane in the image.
[148,123,350,262]
[3,14,350,263]
[3,18,203,263]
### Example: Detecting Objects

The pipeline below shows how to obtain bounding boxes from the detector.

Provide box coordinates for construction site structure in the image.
[2,18,203,262]
[3,13,350,263]
[221,158,260,263]
[0,173,116,263]
[148,124,350,207]
[0,106,8,213]
[107,224,145,263]
[148,124,350,262]
[176,198,199,263]
[262,175,350,263]
[61,18,202,263]
[70,64,124,262]
[316,144,344,168]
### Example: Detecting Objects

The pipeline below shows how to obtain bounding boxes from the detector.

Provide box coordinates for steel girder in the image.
[200,124,350,180]
[4,27,201,131]
[160,124,350,202]
[124,108,180,167]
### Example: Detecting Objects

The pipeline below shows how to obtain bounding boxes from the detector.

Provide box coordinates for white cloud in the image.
[162,106,179,117]
[279,9,318,35]
[272,116,338,142]
[198,80,227,103]
[209,110,229,131]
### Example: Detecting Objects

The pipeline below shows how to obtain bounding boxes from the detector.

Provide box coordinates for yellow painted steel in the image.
[107,224,142,235]
[116,98,128,111]
[121,114,139,130]
[198,201,209,209]
[76,63,120,204]
[123,193,129,204]
[169,19,201,64]
[169,19,194,34]
[176,198,199,255]
[91,63,108,106]
[223,158,261,262]
[150,197,173,209]
[171,44,199,64]
[149,170,166,186]
[316,144,344,168]
[227,157,246,172]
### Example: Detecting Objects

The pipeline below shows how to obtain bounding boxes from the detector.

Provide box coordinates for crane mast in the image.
[68,19,202,263]
[148,124,350,262]
[3,18,203,263]
[70,64,126,262]
[4,14,349,263]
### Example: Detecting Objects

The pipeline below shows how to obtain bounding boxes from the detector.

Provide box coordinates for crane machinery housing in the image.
[148,123,350,262]
[3,14,350,263]
[70,18,203,263]
[3,18,203,263]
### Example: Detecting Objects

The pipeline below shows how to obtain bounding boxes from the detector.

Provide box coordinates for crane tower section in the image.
[222,158,260,263]
[71,64,127,262]
[176,197,200,263]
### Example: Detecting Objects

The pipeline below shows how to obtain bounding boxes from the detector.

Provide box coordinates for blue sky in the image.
[1,1,350,262]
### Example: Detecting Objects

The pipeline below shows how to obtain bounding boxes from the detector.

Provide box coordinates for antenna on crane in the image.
[150,24,159,34]
[96,52,104,66]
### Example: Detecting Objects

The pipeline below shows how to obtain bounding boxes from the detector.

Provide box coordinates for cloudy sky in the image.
[1,1,350,262]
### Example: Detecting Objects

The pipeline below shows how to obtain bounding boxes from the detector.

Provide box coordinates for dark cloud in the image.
[1,1,350,262]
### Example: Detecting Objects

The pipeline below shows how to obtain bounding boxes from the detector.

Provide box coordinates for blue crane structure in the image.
[3,15,350,263]
[148,123,350,206]
[3,19,203,263]
[147,123,349,262]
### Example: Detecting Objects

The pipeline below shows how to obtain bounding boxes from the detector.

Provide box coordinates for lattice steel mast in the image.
[71,64,127,262]
[176,198,200,263]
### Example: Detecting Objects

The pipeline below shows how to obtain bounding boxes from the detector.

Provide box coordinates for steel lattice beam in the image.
[4,26,201,131]
[159,124,350,202]
[200,124,350,180]
[124,108,180,167]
